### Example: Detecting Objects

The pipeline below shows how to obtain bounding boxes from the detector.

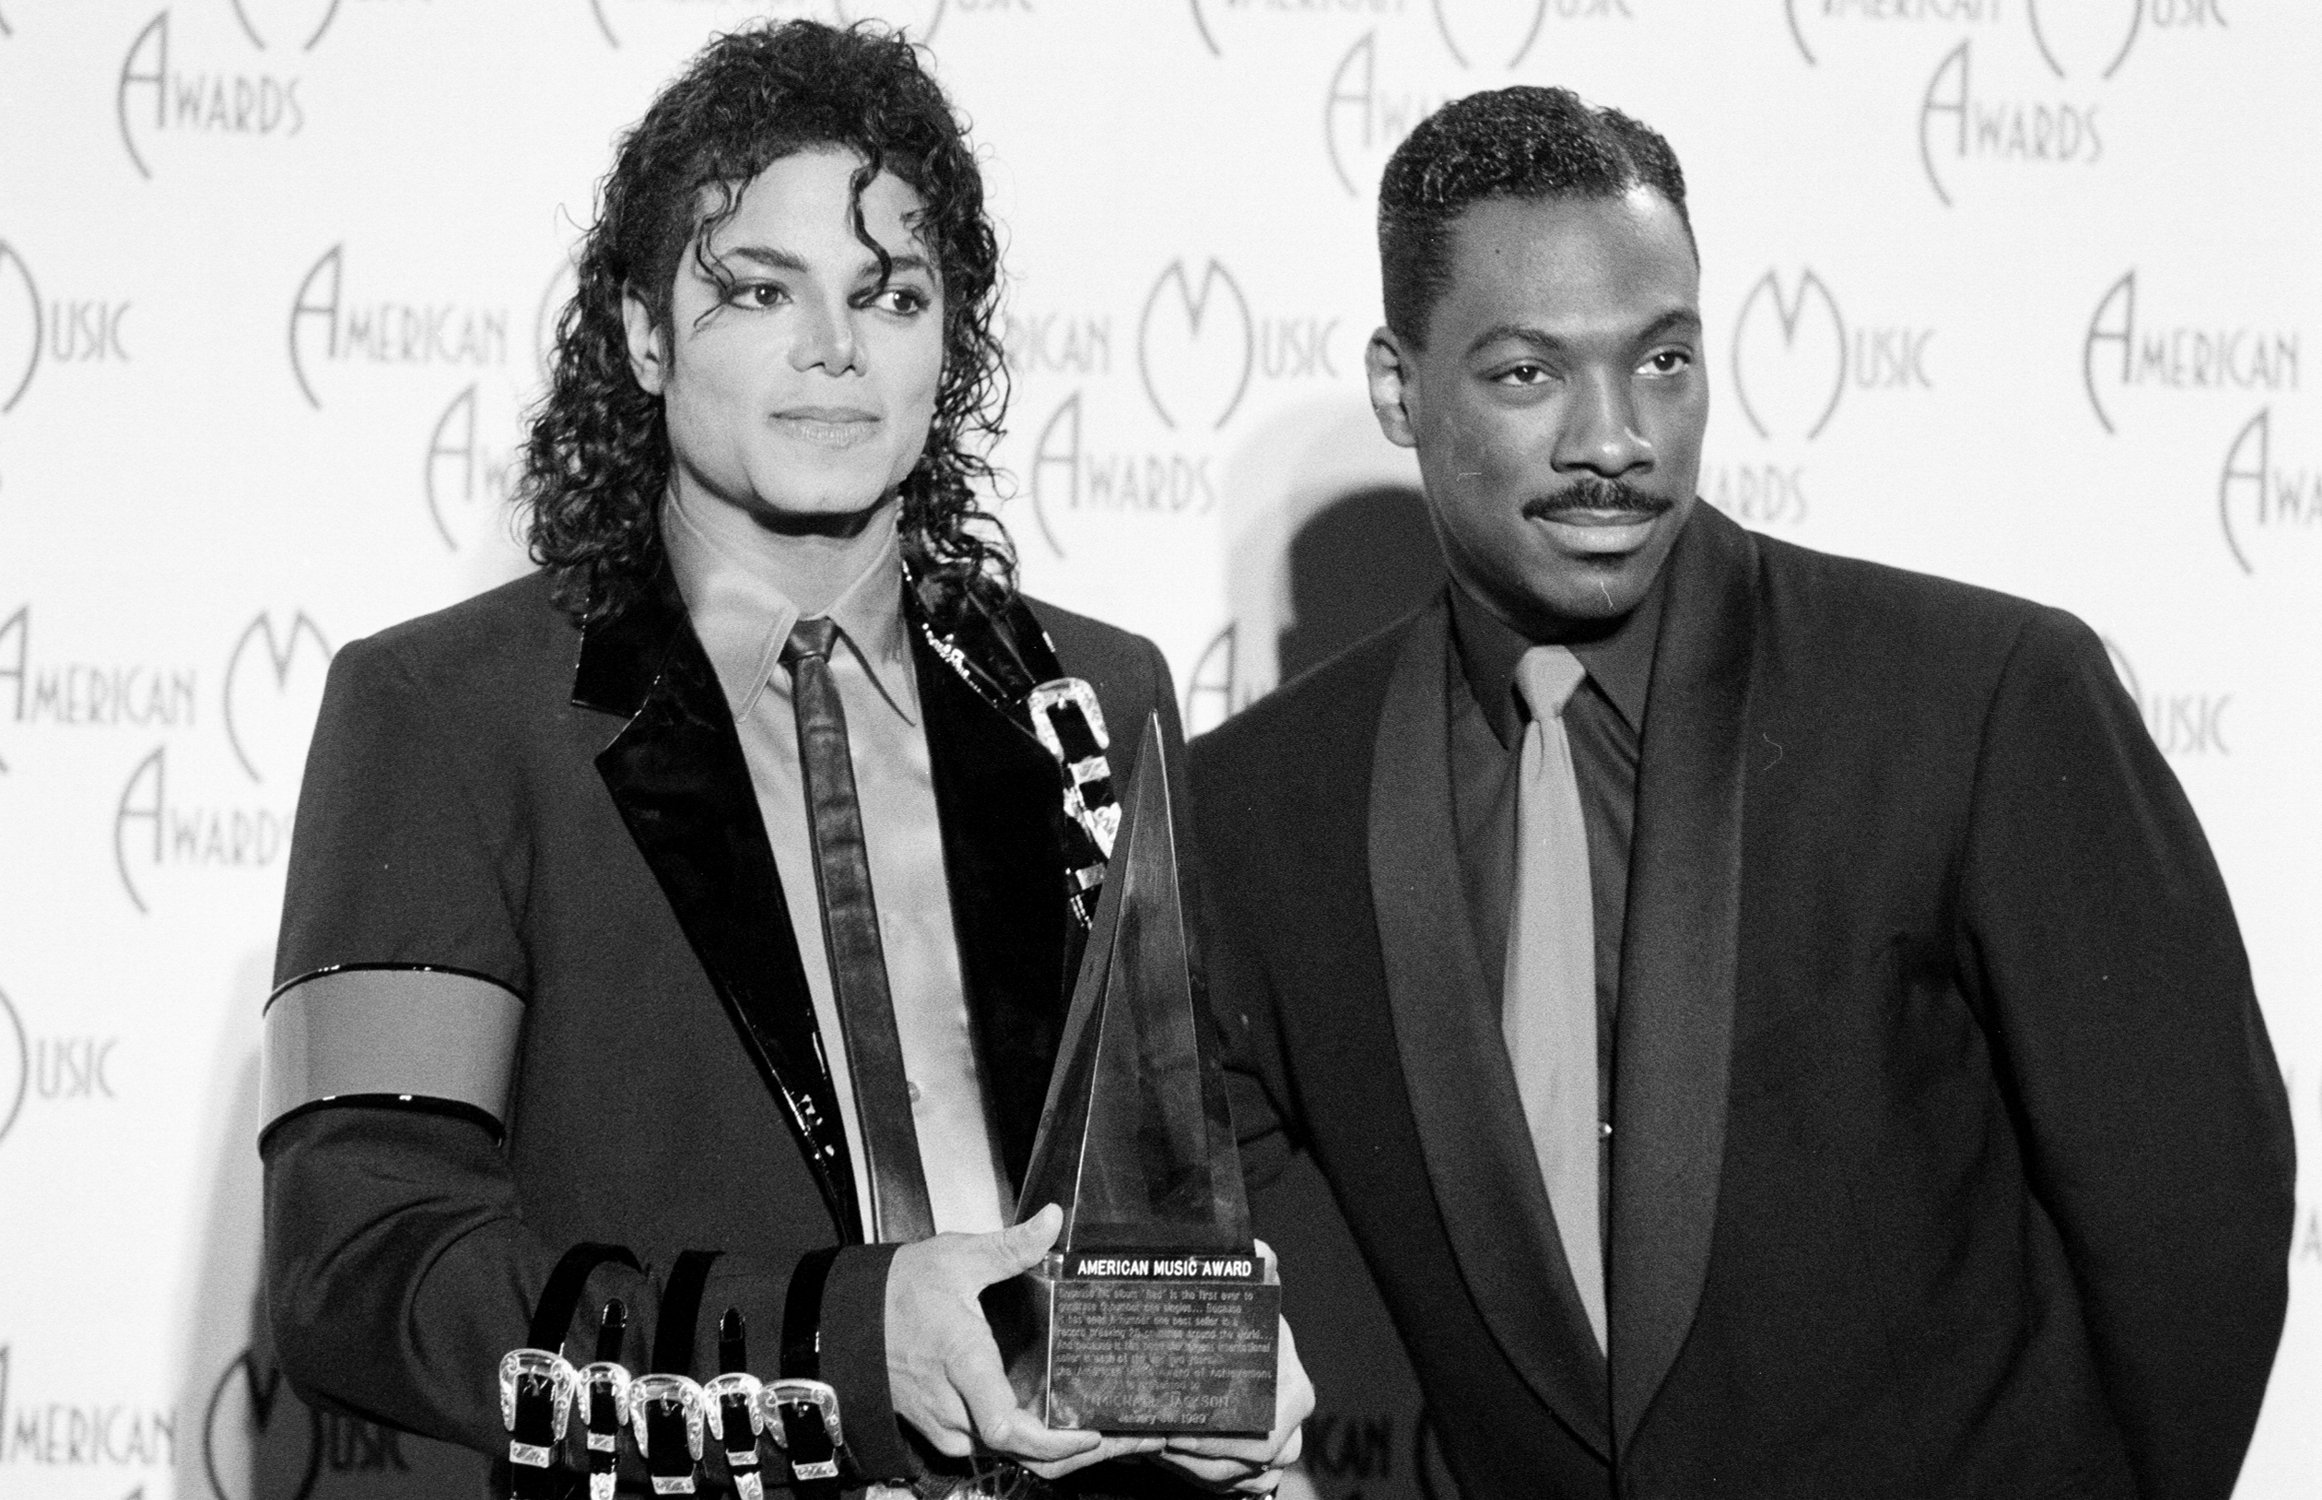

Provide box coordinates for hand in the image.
[1155,1307,1315,1494]
[884,1205,1109,1470]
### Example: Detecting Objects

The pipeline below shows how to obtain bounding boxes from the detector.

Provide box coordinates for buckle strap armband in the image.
[633,1249,720,1496]
[763,1247,846,1493]
[704,1309,767,1500]
[503,1243,640,1497]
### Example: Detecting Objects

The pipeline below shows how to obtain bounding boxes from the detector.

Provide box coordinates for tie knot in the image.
[782,616,839,667]
[1514,644,1586,720]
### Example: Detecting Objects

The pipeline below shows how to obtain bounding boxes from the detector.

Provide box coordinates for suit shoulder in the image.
[1752,532,2064,655]
[1192,607,1414,777]
[343,571,576,705]
[1026,594,1160,679]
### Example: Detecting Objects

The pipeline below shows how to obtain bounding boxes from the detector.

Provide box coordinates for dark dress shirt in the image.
[1447,578,1663,1023]
[1446,576,1664,1226]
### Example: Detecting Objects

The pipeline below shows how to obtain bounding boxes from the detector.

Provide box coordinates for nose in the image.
[788,290,862,376]
[1555,368,1654,478]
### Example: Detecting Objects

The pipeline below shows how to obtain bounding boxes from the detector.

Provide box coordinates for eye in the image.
[1638,348,1693,377]
[725,281,786,310]
[1491,361,1554,387]
[864,284,932,316]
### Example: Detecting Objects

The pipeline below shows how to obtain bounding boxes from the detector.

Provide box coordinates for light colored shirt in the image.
[662,493,1012,1239]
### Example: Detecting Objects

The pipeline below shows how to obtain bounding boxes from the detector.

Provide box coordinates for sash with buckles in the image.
[911,575,1120,928]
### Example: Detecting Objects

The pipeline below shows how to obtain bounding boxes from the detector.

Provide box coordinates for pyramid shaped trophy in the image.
[1006,713,1279,1435]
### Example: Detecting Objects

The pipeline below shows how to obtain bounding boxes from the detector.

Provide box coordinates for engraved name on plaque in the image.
[1006,713,1279,1435]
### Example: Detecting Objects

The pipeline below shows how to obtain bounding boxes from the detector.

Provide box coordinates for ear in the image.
[621,286,670,397]
[1365,327,1418,449]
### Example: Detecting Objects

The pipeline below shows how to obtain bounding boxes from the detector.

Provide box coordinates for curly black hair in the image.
[1378,86,1693,349]
[520,19,1013,627]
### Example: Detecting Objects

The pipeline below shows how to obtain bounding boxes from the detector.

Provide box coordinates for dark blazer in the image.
[1189,505,2293,1500]
[262,566,1184,1486]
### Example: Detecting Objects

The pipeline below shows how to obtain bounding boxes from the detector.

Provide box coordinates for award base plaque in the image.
[1025,1247,1280,1434]
[1005,713,1278,1436]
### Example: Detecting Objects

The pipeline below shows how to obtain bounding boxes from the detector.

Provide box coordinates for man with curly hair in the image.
[261,20,1306,1496]
[1191,86,2290,1498]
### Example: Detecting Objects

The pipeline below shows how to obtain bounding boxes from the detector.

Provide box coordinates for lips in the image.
[770,406,880,450]
[1522,477,1673,524]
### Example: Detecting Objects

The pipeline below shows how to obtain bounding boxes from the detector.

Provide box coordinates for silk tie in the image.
[781,617,935,1244]
[1504,644,1606,1353]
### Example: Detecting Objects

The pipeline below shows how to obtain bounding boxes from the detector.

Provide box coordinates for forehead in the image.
[1434,188,1698,338]
[702,147,930,250]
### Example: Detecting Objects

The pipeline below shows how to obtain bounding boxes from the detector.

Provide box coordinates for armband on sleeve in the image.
[260,963,526,1140]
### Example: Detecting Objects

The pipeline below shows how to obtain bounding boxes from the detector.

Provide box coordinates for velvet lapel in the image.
[910,623,1074,1195]
[1607,506,1755,1448]
[1368,595,1613,1460]
[573,571,862,1243]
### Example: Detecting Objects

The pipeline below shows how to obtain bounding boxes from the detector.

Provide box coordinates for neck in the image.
[671,487,901,618]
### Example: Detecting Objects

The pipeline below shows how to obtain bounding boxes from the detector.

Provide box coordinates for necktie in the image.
[1504,644,1605,1353]
[781,617,935,1244]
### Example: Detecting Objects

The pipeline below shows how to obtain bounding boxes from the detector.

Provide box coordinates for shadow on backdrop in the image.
[1275,485,1445,687]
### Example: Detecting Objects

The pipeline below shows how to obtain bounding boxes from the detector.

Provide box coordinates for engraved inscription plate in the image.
[1031,1252,1280,1434]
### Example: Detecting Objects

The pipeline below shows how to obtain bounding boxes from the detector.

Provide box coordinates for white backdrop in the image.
[0,2,2315,1496]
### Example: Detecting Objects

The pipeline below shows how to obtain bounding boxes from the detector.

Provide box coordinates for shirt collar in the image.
[661,491,919,727]
[1448,567,1665,750]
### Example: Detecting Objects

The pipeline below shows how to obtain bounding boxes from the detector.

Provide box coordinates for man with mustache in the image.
[1189,86,2291,1498]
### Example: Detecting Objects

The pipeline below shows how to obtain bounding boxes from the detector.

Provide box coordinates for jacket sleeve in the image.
[1956,607,2294,1500]
[261,633,913,1479]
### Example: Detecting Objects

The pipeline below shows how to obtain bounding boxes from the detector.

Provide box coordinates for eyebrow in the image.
[718,245,937,282]
[1465,307,1701,358]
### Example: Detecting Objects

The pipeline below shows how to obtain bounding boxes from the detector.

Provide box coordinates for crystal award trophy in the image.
[1004,713,1279,1434]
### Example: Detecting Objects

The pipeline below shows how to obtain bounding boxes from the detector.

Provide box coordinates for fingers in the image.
[956,1345,1096,1465]
[1153,1447,1287,1493]
[1022,1433,1164,1481]
[976,1203,1063,1284]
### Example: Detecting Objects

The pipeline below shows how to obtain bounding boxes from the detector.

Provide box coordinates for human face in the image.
[1367,188,1706,632]
[623,147,945,531]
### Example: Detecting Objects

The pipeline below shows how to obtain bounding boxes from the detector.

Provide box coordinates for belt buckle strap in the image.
[704,1371,767,1498]
[573,1360,631,1446]
[498,1347,578,1465]
[631,1372,707,1494]
[759,1377,844,1482]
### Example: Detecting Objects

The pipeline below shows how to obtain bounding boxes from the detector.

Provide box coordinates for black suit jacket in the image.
[1189,505,2292,1499]
[262,567,1184,1487]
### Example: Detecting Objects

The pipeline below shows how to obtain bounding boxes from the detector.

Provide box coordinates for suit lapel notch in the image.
[1368,596,1614,1459]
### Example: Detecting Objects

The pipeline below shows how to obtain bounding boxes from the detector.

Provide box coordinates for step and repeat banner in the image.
[0,1,2315,1496]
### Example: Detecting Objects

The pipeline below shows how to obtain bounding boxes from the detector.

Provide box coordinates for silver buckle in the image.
[1030,678,1110,758]
[703,1370,765,1447]
[498,1347,578,1444]
[572,1359,632,1438]
[628,1372,708,1462]
[1029,678,1120,859]
[758,1377,843,1482]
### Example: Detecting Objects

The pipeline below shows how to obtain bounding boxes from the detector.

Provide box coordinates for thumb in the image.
[982,1204,1063,1283]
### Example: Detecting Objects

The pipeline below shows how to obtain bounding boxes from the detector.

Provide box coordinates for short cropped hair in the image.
[1378,86,1693,348]
[522,20,1011,628]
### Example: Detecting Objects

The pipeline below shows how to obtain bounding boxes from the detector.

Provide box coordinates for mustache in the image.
[1521,478,1674,520]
